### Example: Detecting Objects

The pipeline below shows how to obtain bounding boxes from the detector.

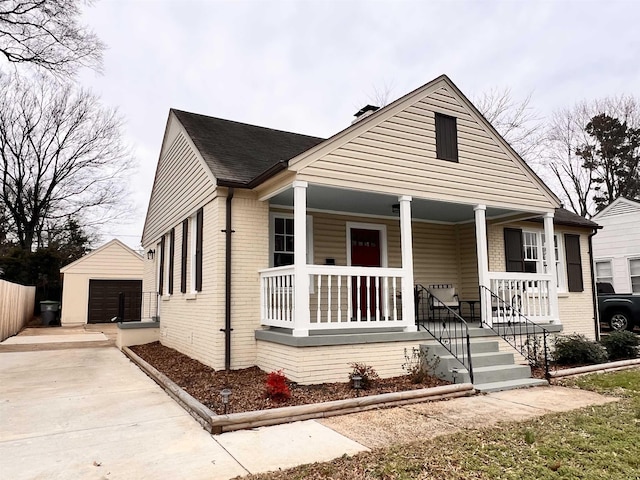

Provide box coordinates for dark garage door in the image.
[87,279,142,324]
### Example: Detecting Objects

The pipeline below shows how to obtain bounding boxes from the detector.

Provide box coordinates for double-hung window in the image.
[504,228,568,291]
[595,260,613,287]
[270,213,313,267]
[630,259,640,293]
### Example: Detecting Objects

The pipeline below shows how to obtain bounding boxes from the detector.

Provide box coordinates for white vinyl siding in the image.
[141,126,216,246]
[296,85,555,212]
[592,198,640,294]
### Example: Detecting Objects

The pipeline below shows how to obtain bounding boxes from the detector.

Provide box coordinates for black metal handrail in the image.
[141,291,159,321]
[415,284,474,383]
[479,285,550,379]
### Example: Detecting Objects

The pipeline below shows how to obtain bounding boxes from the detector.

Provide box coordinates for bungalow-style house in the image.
[592,197,640,294]
[141,75,599,390]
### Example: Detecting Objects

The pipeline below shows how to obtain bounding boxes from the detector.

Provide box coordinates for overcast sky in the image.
[77,0,640,249]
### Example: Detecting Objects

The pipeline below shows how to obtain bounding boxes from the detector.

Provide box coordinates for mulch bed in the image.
[130,342,450,416]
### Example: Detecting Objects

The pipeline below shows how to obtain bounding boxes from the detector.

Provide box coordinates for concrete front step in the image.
[474,378,549,393]
[439,351,515,369]
[421,337,543,392]
[422,340,500,357]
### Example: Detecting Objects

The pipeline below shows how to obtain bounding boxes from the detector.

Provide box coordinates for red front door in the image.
[350,228,381,319]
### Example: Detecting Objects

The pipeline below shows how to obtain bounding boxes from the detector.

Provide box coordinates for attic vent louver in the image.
[351,104,380,124]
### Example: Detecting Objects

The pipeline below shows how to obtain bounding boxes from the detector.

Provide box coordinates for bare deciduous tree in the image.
[0,0,104,75]
[544,95,640,217]
[0,73,132,251]
[474,87,545,163]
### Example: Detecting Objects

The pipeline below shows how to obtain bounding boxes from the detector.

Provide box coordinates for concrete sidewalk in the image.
[0,346,617,480]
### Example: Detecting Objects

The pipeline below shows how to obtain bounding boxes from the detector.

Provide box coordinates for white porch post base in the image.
[474,205,490,327]
[293,180,310,336]
[399,195,417,332]
[543,212,560,324]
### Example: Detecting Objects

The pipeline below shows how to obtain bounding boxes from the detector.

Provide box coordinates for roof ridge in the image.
[170,108,324,141]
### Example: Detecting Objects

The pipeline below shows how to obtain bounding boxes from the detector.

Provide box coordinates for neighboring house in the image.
[592,197,640,294]
[141,74,599,387]
[60,239,144,325]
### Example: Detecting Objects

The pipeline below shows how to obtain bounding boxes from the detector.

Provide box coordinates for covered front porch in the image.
[258,181,560,337]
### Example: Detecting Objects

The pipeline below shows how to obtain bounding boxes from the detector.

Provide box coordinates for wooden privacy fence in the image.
[0,279,36,342]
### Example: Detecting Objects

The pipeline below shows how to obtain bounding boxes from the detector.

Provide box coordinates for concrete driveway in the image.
[0,346,367,480]
[0,347,248,479]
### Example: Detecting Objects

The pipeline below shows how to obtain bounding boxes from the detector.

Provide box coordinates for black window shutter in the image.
[158,236,165,295]
[195,208,203,292]
[168,228,175,294]
[504,228,524,272]
[435,113,459,162]
[564,234,584,292]
[181,219,188,293]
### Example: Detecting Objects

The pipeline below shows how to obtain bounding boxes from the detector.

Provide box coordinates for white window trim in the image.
[629,257,640,293]
[164,232,171,296]
[595,259,614,286]
[156,240,162,295]
[523,228,566,293]
[190,212,198,294]
[269,212,313,267]
[346,222,388,268]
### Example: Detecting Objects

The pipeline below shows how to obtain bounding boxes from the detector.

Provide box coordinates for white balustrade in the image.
[487,272,557,323]
[260,265,405,331]
[260,266,295,328]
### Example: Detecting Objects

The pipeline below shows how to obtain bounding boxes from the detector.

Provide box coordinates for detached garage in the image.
[60,239,144,325]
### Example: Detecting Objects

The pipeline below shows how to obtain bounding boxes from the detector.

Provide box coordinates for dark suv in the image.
[597,282,640,331]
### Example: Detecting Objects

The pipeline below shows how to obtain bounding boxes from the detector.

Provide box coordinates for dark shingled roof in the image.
[530,207,600,229]
[172,109,325,187]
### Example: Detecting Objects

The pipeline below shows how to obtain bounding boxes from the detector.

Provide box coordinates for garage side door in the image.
[87,279,142,324]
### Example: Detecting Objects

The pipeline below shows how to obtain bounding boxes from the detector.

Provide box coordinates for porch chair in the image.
[491,289,523,322]
[427,284,460,319]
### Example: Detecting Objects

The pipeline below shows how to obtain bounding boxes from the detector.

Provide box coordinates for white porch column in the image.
[293,181,310,336]
[474,205,490,327]
[399,196,417,332]
[543,212,560,323]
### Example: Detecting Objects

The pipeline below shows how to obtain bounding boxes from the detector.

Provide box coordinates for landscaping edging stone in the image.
[122,347,475,434]
[550,358,640,378]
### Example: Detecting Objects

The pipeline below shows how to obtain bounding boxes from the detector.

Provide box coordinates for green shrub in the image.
[553,334,607,366]
[601,331,640,361]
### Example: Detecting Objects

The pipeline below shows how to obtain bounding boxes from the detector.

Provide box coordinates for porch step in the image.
[422,340,500,357]
[474,378,549,393]
[470,364,533,384]
[439,351,515,369]
[421,335,545,392]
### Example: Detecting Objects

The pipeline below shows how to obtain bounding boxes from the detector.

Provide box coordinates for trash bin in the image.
[40,300,61,326]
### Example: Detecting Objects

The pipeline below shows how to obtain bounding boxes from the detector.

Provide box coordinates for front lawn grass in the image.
[240,369,640,480]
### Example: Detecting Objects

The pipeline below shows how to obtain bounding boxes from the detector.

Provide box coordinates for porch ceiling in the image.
[269,185,518,223]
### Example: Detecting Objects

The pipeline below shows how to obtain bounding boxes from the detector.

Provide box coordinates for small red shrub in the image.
[265,370,291,401]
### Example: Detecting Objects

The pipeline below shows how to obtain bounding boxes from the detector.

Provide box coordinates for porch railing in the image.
[487,272,555,322]
[141,291,159,322]
[415,284,474,384]
[260,266,295,329]
[260,265,406,330]
[480,285,551,379]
